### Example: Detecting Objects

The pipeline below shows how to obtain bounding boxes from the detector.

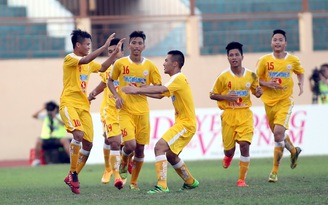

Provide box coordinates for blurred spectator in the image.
[309,64,328,104]
[31,101,70,166]
[318,64,328,104]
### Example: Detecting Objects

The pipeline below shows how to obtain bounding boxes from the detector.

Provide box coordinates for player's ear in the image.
[174,61,179,67]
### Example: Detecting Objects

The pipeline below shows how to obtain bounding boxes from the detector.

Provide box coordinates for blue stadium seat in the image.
[0,3,66,59]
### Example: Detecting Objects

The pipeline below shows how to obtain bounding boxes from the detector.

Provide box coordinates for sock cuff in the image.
[155,155,166,162]
[275,141,285,147]
[80,148,90,156]
[110,150,120,155]
[121,147,129,156]
[134,157,144,162]
[71,139,81,145]
[172,159,184,169]
[103,143,111,150]
[240,155,250,162]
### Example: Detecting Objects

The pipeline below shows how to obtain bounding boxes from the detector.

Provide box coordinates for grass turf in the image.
[0,155,327,205]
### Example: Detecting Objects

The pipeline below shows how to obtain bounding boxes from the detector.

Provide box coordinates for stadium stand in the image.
[196,0,328,55]
[0,0,327,58]
[0,0,66,59]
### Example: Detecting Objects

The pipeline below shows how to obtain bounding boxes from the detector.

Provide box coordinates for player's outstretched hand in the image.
[104,33,116,47]
[112,38,126,55]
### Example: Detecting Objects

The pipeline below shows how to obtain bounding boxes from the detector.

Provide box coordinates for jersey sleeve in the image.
[89,61,102,73]
[149,63,162,85]
[293,57,305,75]
[211,75,223,94]
[110,60,121,80]
[255,57,266,79]
[63,54,80,68]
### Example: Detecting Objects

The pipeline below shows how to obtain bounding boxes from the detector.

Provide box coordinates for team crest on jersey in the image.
[246,82,251,88]
[287,64,292,70]
[143,70,149,76]
[228,81,232,89]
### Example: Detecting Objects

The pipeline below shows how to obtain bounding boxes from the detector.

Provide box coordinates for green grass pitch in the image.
[0,155,327,205]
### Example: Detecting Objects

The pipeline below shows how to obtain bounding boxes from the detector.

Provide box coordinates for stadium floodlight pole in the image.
[189,0,195,16]
[302,0,309,12]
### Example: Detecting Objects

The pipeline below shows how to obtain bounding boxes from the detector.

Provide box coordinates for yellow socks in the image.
[173,160,194,185]
[76,149,90,174]
[154,155,168,189]
[238,156,250,181]
[103,144,111,172]
[69,139,81,173]
[121,149,129,165]
[110,150,121,179]
[130,157,144,185]
[272,143,284,174]
[284,134,296,155]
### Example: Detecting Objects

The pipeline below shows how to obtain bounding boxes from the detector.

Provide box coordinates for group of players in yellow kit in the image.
[58,28,304,194]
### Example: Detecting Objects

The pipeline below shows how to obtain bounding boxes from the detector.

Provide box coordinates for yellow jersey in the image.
[99,65,119,120]
[110,56,162,114]
[164,73,196,127]
[256,52,304,106]
[60,53,101,110]
[211,68,259,110]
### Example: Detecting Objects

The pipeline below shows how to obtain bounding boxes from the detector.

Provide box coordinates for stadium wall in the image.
[1,50,327,161]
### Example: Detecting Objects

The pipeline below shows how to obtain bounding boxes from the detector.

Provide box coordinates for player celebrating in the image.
[107,31,162,190]
[210,42,263,187]
[256,29,304,182]
[88,38,125,188]
[122,50,199,193]
[60,29,123,194]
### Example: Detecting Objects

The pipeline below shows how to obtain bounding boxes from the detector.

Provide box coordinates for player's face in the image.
[227,49,243,68]
[128,37,145,56]
[163,54,174,75]
[108,45,124,62]
[271,34,287,52]
[77,38,91,56]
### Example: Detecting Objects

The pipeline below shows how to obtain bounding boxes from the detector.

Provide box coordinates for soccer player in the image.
[107,31,162,191]
[59,29,124,194]
[256,29,304,182]
[121,50,199,193]
[88,38,125,188]
[210,42,263,187]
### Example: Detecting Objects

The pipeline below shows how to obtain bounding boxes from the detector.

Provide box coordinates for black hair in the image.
[167,50,185,68]
[71,29,92,49]
[225,41,243,56]
[320,63,328,69]
[109,38,124,51]
[129,31,146,43]
[46,101,58,112]
[272,29,287,41]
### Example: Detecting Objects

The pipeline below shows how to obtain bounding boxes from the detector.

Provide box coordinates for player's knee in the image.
[110,141,121,150]
[124,140,137,152]
[72,130,84,141]
[82,140,93,151]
